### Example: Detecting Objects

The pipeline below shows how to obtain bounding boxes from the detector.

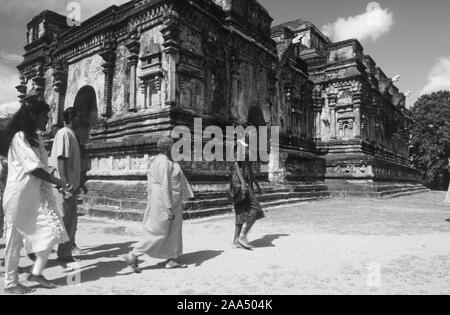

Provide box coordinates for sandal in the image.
[122,255,141,274]
[238,239,254,250]
[165,260,188,269]
[232,242,251,250]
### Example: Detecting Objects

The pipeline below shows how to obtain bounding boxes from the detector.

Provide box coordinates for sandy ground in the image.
[0,191,449,295]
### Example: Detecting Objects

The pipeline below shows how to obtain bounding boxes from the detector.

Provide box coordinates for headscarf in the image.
[157,136,174,154]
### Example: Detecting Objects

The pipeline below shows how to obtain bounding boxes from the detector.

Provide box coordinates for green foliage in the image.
[410,90,450,189]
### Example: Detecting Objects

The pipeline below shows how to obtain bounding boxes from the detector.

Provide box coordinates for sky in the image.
[0,0,449,117]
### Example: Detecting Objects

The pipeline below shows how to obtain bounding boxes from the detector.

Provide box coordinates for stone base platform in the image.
[326,180,430,198]
[79,181,331,221]
[78,179,429,221]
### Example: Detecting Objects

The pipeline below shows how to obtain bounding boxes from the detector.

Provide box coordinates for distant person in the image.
[229,140,265,250]
[124,136,194,273]
[0,155,7,268]
[445,159,450,223]
[445,158,450,205]
[1,98,71,295]
[49,108,84,264]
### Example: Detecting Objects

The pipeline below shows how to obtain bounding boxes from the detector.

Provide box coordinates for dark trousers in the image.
[57,196,78,259]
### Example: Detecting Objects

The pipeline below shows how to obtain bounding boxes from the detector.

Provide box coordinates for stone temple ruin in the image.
[13,0,427,220]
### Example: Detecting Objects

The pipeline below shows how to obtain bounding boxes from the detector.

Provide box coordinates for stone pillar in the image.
[139,79,148,109]
[313,94,322,141]
[100,45,116,118]
[52,63,68,127]
[284,84,294,132]
[128,56,138,111]
[154,76,162,106]
[161,11,180,107]
[99,37,117,117]
[353,92,362,139]
[328,94,337,140]
[126,33,140,112]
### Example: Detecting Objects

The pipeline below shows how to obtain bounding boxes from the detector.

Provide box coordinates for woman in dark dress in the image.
[230,155,265,250]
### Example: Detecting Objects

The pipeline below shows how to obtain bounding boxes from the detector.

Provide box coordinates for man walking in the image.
[49,108,83,264]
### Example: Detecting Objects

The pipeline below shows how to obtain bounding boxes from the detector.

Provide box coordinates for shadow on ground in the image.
[48,241,136,286]
[48,244,224,287]
[178,250,224,267]
[249,234,290,248]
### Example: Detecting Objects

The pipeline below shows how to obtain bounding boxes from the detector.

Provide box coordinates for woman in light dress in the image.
[1,98,71,295]
[124,137,194,273]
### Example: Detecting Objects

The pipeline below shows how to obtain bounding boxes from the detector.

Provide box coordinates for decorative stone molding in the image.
[32,64,46,95]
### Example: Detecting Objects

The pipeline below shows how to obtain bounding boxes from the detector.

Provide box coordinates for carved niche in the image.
[139,37,163,108]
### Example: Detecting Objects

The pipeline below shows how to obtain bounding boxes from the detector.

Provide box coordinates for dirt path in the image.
[1,191,449,295]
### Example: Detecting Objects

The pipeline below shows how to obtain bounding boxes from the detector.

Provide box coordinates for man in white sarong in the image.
[124,136,194,273]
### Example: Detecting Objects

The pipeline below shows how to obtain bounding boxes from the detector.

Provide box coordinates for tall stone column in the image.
[52,63,68,127]
[128,56,138,112]
[139,79,148,110]
[100,45,116,118]
[313,94,322,141]
[161,11,180,107]
[353,92,362,139]
[284,84,294,132]
[126,32,140,112]
[328,94,337,140]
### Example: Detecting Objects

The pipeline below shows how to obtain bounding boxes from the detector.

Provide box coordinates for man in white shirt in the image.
[49,108,83,264]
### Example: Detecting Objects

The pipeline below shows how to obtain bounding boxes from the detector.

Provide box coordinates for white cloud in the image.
[0,100,20,119]
[0,51,23,64]
[322,4,395,42]
[421,56,450,95]
[0,61,20,106]
[0,0,129,21]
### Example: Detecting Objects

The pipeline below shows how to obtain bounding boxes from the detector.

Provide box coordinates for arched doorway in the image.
[73,86,98,145]
[247,106,266,127]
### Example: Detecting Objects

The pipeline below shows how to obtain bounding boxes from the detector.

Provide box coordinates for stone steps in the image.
[382,188,430,199]
[79,182,429,221]
[80,183,331,221]
[328,184,429,198]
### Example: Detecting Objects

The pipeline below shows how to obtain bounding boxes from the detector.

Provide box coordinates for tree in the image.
[410,90,450,189]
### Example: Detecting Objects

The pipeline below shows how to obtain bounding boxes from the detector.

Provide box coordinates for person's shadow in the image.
[249,234,290,248]
[46,244,224,287]
[173,250,223,267]
[41,241,137,287]
[140,250,224,271]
